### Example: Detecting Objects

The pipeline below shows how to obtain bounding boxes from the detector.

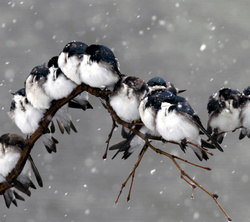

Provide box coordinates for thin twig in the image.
[147,143,231,221]
[186,141,214,156]
[115,143,148,204]
[103,117,118,159]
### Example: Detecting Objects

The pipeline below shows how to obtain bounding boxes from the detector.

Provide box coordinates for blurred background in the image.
[0,0,249,221]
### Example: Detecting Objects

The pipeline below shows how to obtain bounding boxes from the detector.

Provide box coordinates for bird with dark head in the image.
[0,133,43,208]
[25,65,51,109]
[109,76,148,123]
[25,62,82,135]
[58,41,88,85]
[47,56,93,111]
[147,76,186,95]
[207,87,244,143]
[140,88,223,161]
[8,88,58,154]
[80,44,122,90]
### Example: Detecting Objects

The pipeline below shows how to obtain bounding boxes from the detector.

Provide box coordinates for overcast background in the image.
[0,0,249,221]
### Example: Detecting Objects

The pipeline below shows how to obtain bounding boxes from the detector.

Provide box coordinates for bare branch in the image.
[0,82,231,221]
[0,83,110,194]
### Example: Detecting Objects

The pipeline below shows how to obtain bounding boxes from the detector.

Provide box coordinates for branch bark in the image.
[0,83,110,194]
[0,82,231,221]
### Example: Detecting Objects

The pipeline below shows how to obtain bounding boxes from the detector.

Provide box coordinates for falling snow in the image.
[0,1,249,222]
[200,44,207,51]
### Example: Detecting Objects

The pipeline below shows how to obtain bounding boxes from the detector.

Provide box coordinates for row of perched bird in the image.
[1,40,249,208]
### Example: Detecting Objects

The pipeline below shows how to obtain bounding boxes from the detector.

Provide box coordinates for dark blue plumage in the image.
[140,87,223,160]
[207,87,244,143]
[62,41,88,58]
[80,44,122,90]
[110,77,185,160]
[58,41,88,85]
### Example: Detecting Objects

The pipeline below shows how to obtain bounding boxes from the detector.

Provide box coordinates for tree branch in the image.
[0,82,231,221]
[0,83,110,194]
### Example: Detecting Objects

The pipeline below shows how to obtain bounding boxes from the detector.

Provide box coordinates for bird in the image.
[24,63,82,134]
[139,88,223,161]
[147,76,186,95]
[0,133,43,208]
[109,77,185,159]
[25,60,80,109]
[48,56,93,111]
[239,86,250,139]
[79,44,122,90]
[109,75,148,123]
[207,87,244,143]
[8,88,58,153]
[44,56,78,101]
[25,64,52,110]
[58,41,88,85]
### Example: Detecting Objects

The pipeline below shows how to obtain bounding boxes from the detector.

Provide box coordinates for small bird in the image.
[147,76,186,95]
[25,61,79,109]
[109,76,148,123]
[109,77,185,159]
[139,89,223,161]
[8,88,58,153]
[24,63,81,134]
[207,87,244,143]
[0,133,43,208]
[44,56,78,101]
[58,41,88,85]
[25,64,52,109]
[239,86,250,139]
[48,56,93,111]
[79,44,122,90]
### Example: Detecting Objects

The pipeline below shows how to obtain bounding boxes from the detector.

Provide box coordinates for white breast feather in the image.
[44,68,76,100]
[58,52,82,85]
[80,55,119,90]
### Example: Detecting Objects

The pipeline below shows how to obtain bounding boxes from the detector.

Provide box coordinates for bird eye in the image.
[127,80,136,88]
[220,101,225,108]
[56,69,61,78]
[232,100,238,108]
[10,101,16,110]
[35,75,40,81]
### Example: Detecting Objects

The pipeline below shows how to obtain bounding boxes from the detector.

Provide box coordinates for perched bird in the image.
[8,88,58,153]
[24,63,81,134]
[207,87,244,143]
[25,64,52,110]
[109,76,148,123]
[110,77,185,159]
[0,133,43,208]
[44,56,78,101]
[139,89,223,161]
[58,41,88,85]
[147,76,186,95]
[239,86,250,139]
[80,44,122,90]
[48,56,93,111]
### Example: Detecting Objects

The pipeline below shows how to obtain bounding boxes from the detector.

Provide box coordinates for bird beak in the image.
[177,89,186,94]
